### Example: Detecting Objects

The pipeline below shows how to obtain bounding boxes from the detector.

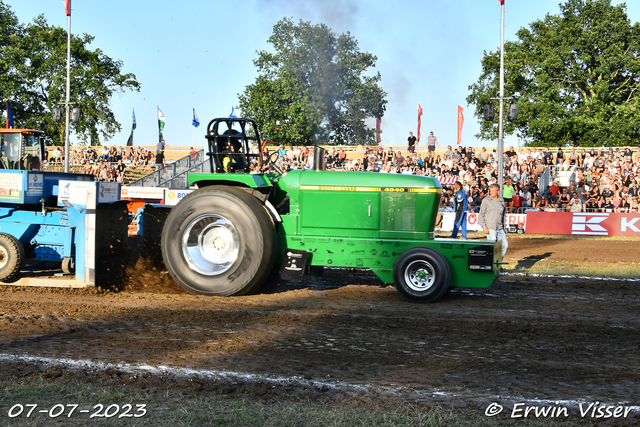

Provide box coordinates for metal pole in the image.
[497,1,505,195]
[64,13,71,173]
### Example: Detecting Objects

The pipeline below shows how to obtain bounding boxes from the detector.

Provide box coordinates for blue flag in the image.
[5,101,14,129]
[192,108,200,127]
[229,107,237,119]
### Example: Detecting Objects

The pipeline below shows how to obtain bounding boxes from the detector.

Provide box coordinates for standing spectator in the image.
[556,147,566,169]
[189,147,198,161]
[478,183,508,259]
[549,180,560,198]
[577,181,589,204]
[407,132,417,154]
[157,139,167,154]
[394,151,405,169]
[502,178,515,207]
[155,150,166,178]
[512,185,523,210]
[426,131,439,158]
[542,146,554,165]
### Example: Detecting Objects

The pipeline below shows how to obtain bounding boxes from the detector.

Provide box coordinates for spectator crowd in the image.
[42,138,640,214]
[45,146,160,183]
[259,142,640,214]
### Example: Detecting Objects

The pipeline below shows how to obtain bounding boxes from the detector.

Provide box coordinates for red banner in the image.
[64,0,71,16]
[456,105,464,145]
[376,117,381,144]
[525,211,640,236]
[417,103,423,142]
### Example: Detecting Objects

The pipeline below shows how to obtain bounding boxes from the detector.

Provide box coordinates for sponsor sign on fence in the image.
[438,212,527,233]
[525,211,640,236]
[164,189,194,206]
[121,186,165,200]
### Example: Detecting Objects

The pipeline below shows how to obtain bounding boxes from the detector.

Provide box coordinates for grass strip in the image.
[0,374,593,427]
[504,260,640,279]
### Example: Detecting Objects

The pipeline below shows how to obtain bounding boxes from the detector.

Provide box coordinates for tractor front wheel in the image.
[161,186,276,296]
[393,247,450,303]
[0,233,25,282]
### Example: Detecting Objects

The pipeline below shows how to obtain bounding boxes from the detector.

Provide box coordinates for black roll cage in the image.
[204,118,262,173]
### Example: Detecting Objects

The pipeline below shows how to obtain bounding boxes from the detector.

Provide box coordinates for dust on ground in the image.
[0,237,639,423]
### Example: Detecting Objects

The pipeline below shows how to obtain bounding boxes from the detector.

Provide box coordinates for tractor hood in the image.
[277,170,443,239]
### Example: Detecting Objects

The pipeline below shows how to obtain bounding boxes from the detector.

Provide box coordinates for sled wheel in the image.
[61,257,75,274]
[161,186,276,296]
[0,233,25,282]
[393,247,450,303]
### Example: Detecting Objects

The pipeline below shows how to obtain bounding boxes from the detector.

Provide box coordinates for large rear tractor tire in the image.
[0,233,25,282]
[161,186,276,296]
[393,247,450,303]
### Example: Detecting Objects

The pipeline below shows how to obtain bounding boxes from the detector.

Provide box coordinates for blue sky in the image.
[7,0,640,150]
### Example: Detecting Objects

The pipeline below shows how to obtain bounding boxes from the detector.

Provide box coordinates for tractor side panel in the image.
[300,190,380,238]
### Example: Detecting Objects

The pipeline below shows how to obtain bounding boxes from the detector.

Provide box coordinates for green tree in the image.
[239,18,387,146]
[467,0,640,147]
[0,2,139,145]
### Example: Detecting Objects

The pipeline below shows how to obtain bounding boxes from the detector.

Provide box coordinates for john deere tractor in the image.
[161,118,500,303]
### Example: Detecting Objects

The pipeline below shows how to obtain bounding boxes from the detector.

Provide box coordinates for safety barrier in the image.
[437,210,640,236]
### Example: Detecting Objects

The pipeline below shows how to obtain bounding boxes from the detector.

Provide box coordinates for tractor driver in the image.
[221,141,245,173]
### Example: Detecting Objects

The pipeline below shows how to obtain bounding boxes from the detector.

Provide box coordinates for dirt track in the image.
[0,237,639,421]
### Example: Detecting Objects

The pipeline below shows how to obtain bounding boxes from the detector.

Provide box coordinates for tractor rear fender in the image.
[192,181,281,224]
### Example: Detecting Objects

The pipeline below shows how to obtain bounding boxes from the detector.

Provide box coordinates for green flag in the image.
[157,107,165,142]
[132,108,137,131]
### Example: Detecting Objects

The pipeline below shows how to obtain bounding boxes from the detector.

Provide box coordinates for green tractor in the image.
[161,118,500,303]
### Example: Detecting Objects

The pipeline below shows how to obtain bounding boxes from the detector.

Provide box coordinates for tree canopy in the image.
[0,1,139,145]
[467,0,640,147]
[238,18,387,146]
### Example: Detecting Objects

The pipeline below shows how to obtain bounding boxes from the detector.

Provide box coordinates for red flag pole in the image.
[417,103,423,142]
[457,105,464,145]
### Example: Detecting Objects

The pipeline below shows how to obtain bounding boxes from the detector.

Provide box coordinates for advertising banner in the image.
[526,211,640,236]
[164,189,194,206]
[121,186,165,200]
[438,212,527,233]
